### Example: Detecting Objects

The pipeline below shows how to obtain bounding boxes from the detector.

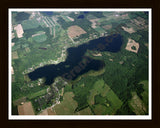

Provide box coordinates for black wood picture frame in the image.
[0,0,159,128]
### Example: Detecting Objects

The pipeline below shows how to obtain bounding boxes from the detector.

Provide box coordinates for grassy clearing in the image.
[105,89,123,112]
[71,67,105,85]
[36,31,45,34]
[77,107,93,115]
[32,34,47,43]
[87,14,97,20]
[61,15,71,22]
[12,51,19,59]
[88,89,98,105]
[88,68,105,77]
[93,104,107,115]
[101,84,110,97]
[88,79,104,105]
[53,92,78,115]
[102,25,112,30]
[25,47,30,53]
[13,97,27,106]
[92,86,122,115]
[27,88,47,99]
[97,17,106,23]
[94,26,106,33]
[129,92,147,115]
[93,79,105,93]
[139,80,148,111]
[49,27,54,35]
[22,19,39,30]
[55,25,60,32]
[88,79,122,115]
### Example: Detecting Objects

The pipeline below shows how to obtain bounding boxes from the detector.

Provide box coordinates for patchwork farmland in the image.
[122,26,135,34]
[14,24,24,38]
[52,92,78,115]
[40,16,60,37]
[67,25,87,39]
[88,79,122,115]
[125,38,139,53]
[11,11,149,116]
[18,102,35,115]
[60,15,74,22]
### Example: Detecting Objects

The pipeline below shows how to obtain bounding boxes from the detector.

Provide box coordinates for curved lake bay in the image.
[28,34,123,85]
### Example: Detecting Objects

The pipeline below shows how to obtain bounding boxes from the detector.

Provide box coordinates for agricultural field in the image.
[78,107,92,115]
[104,88,123,114]
[27,88,47,100]
[93,104,107,115]
[125,38,139,53]
[129,92,147,115]
[88,79,105,105]
[32,32,47,43]
[47,108,56,115]
[11,66,14,74]
[122,26,135,34]
[22,19,40,30]
[18,102,35,115]
[13,97,27,106]
[60,15,72,22]
[139,80,149,111]
[94,26,106,34]
[88,79,122,115]
[25,47,30,53]
[67,25,87,38]
[14,24,24,38]
[52,92,78,115]
[87,14,98,20]
[102,24,112,30]
[12,51,19,59]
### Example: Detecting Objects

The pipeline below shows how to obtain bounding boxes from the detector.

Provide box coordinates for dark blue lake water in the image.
[77,15,85,19]
[144,11,149,15]
[83,11,89,14]
[41,12,54,16]
[28,34,123,85]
